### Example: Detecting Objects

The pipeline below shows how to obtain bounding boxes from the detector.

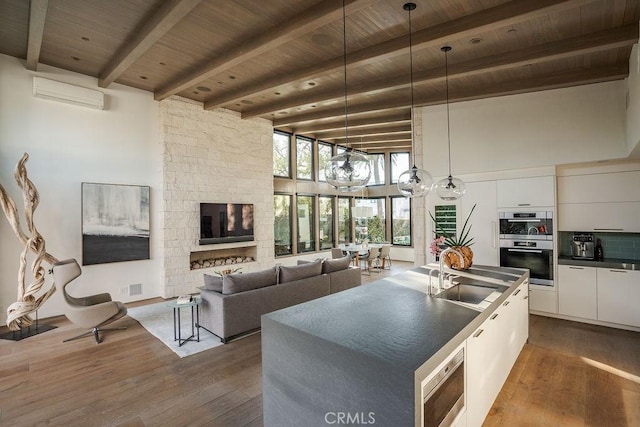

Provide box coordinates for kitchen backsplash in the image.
[559,231,640,260]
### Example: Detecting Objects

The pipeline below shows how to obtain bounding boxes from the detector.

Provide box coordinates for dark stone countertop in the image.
[263,264,528,372]
[558,256,639,271]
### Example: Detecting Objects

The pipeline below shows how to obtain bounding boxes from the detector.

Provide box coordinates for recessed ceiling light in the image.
[308,82,316,86]
[81,36,90,41]
[159,62,166,66]
[229,75,236,80]
[140,76,148,80]
[241,100,254,105]
[470,38,482,44]
[274,92,281,95]
[196,86,211,92]
[193,91,199,94]
[217,81,223,85]
[507,28,517,35]
[71,56,80,61]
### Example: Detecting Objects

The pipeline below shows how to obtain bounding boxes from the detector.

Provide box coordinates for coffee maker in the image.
[571,233,595,260]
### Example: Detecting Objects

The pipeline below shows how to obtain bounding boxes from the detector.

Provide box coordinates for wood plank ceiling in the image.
[1,0,638,152]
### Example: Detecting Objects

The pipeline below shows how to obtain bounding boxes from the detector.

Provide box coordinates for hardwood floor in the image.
[1,265,639,426]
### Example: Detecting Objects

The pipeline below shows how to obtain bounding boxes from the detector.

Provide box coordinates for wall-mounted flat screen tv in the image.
[199,203,254,245]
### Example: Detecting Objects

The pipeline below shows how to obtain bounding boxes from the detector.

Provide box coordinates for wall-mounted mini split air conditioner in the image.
[33,76,105,110]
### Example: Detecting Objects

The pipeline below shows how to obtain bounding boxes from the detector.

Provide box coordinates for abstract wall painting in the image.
[82,183,150,265]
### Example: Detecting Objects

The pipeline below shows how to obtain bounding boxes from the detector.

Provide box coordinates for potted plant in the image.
[429,204,476,270]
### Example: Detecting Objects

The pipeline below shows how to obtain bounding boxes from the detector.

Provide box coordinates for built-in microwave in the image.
[499,211,553,240]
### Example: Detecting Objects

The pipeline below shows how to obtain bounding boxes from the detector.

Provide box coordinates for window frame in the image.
[296,194,316,253]
[273,130,292,178]
[390,195,412,247]
[273,193,293,257]
[295,135,314,181]
[390,151,410,185]
[366,153,386,187]
[317,141,333,183]
[318,195,335,250]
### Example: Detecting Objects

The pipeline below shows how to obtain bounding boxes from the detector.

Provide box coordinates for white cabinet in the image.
[558,265,597,319]
[466,315,499,426]
[529,288,557,313]
[557,170,640,232]
[466,283,528,427]
[461,181,498,266]
[558,201,640,232]
[558,171,640,203]
[497,176,555,208]
[597,268,640,327]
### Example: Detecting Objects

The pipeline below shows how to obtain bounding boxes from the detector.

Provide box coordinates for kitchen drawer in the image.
[529,288,557,313]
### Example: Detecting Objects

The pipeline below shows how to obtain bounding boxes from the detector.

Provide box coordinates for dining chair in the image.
[379,245,392,269]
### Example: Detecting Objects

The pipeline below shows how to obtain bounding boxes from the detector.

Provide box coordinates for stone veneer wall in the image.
[159,96,274,297]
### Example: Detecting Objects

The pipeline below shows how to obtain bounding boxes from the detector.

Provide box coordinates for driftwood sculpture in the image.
[0,153,58,330]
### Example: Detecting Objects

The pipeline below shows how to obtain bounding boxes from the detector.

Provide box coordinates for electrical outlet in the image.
[120,286,128,296]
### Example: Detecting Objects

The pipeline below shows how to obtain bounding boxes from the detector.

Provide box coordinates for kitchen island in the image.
[262,264,529,427]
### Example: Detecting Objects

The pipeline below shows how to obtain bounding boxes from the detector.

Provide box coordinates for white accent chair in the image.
[52,259,127,344]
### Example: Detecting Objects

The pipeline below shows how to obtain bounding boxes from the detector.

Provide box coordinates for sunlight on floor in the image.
[580,356,640,384]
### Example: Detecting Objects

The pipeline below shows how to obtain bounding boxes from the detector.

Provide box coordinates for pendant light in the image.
[434,46,465,201]
[397,2,433,198]
[325,0,371,192]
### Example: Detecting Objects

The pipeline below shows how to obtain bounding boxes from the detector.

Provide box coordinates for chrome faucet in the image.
[438,247,464,293]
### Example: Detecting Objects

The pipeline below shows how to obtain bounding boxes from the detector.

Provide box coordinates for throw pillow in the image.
[222,267,278,295]
[279,259,322,283]
[203,274,223,292]
[321,254,351,274]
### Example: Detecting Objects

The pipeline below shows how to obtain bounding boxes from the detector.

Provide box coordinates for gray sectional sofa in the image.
[198,255,361,343]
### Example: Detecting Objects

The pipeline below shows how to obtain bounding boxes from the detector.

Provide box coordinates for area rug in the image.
[127,302,223,358]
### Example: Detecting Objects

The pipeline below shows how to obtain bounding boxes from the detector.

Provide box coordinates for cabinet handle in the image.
[593,228,623,231]
[473,329,484,338]
[518,203,531,206]
[569,267,584,270]
[609,269,627,273]
[503,301,510,307]
[514,289,521,296]
[492,221,497,249]
[490,313,499,320]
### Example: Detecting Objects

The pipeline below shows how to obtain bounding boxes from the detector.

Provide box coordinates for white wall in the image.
[0,54,163,321]
[627,43,640,157]
[422,81,628,177]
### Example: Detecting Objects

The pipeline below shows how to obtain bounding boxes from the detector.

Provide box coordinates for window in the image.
[390,152,410,184]
[338,197,351,244]
[354,198,386,243]
[274,194,292,256]
[273,131,291,177]
[391,196,411,246]
[367,153,385,186]
[318,142,333,182]
[297,195,315,252]
[296,136,313,180]
[318,196,334,250]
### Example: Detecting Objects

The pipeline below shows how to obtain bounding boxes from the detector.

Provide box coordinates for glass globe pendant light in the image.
[397,2,433,198]
[325,0,371,192]
[435,46,465,201]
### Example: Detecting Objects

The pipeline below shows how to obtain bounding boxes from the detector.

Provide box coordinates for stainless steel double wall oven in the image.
[499,211,554,286]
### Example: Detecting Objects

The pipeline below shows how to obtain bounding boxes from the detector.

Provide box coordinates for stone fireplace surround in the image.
[160,96,275,297]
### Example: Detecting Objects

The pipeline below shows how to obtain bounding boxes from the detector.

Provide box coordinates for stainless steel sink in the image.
[437,284,498,304]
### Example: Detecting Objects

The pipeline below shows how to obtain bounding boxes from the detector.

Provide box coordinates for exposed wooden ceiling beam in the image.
[155,0,373,101]
[26,0,48,71]
[242,24,638,118]
[330,133,412,144]
[99,0,202,88]
[292,110,411,134]
[276,64,627,126]
[209,0,596,111]
[314,124,411,139]
[352,142,412,151]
